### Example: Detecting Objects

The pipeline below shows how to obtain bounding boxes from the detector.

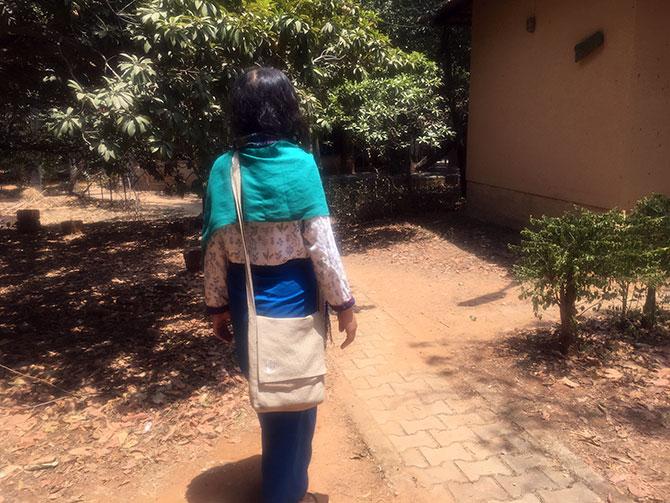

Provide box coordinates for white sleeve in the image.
[203,229,229,313]
[302,216,355,310]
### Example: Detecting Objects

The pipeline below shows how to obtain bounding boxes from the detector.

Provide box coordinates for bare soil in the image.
[337,215,670,503]
[0,184,201,227]
[1,190,668,502]
[0,190,395,502]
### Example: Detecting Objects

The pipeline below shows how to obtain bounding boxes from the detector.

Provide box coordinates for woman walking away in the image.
[202,67,357,503]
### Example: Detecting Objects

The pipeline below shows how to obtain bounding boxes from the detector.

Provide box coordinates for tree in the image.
[364,0,471,193]
[327,56,452,174]
[0,0,131,185]
[38,0,442,187]
[513,210,615,353]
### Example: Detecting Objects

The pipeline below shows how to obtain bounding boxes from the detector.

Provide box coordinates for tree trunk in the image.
[68,157,78,194]
[620,282,630,322]
[314,136,322,168]
[457,139,467,197]
[341,132,355,175]
[642,286,657,328]
[559,280,578,354]
[16,209,41,233]
[406,147,414,196]
[29,163,43,189]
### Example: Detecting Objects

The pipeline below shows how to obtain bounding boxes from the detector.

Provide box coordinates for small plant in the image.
[600,210,643,323]
[630,194,670,326]
[513,209,615,353]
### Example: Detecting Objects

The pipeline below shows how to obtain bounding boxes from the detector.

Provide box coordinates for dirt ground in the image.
[0,184,201,226]
[1,190,669,502]
[0,190,396,503]
[140,379,396,503]
[337,216,670,502]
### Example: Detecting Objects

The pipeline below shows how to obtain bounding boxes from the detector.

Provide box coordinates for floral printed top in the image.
[204,216,354,314]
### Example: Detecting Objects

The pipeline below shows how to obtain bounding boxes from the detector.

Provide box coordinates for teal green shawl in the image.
[202,140,330,247]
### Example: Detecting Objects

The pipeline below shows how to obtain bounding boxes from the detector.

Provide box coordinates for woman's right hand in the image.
[337,307,357,349]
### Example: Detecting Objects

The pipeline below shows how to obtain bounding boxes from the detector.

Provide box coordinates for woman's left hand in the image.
[211,312,233,342]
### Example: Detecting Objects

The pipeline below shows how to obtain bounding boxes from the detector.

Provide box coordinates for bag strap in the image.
[230,152,257,321]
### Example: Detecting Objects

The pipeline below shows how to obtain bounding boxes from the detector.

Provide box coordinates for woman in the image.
[202,67,357,503]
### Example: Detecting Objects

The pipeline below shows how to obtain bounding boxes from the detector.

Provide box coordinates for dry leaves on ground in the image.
[0,216,249,502]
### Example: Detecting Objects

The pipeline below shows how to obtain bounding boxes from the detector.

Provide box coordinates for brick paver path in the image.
[335,289,613,503]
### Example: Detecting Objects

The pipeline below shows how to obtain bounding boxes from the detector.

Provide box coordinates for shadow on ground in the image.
[0,217,236,412]
[336,210,519,269]
[186,455,329,503]
[186,455,263,503]
[417,315,670,501]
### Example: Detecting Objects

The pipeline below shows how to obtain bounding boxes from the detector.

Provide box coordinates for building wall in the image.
[624,0,670,204]
[466,0,670,227]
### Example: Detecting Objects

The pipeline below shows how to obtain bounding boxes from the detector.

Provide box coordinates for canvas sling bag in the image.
[230,152,327,413]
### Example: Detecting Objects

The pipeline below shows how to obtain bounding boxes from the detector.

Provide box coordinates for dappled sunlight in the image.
[0,216,250,501]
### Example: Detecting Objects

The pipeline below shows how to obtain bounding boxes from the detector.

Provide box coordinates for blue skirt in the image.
[227,258,318,503]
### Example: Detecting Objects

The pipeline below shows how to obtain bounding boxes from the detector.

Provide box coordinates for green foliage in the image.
[600,201,668,321]
[631,194,670,277]
[630,194,670,325]
[32,0,445,182]
[362,0,444,59]
[1,0,131,182]
[514,195,670,352]
[327,59,452,169]
[513,209,618,352]
[514,210,614,313]
[363,0,471,177]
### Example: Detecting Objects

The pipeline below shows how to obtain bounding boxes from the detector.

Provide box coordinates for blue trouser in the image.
[259,407,317,503]
[228,259,319,503]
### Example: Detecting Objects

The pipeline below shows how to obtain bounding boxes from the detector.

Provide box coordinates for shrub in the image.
[630,194,670,326]
[514,195,670,352]
[323,173,458,223]
[513,209,616,353]
[599,210,644,322]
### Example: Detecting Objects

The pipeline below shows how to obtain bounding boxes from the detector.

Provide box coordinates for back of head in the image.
[229,67,306,145]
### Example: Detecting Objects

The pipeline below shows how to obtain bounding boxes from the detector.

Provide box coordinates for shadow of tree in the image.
[336,210,519,269]
[457,281,516,307]
[0,217,237,412]
[337,222,422,254]
[416,315,669,502]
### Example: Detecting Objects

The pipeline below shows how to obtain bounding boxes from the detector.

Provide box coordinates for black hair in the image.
[229,67,307,145]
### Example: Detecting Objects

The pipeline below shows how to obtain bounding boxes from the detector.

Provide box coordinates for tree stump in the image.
[166,234,185,248]
[61,220,84,234]
[16,209,41,233]
[183,247,202,273]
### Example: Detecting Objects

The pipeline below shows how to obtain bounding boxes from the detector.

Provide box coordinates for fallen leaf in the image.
[117,429,129,447]
[25,457,59,471]
[560,377,580,388]
[0,465,20,479]
[68,447,91,457]
[602,368,623,380]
